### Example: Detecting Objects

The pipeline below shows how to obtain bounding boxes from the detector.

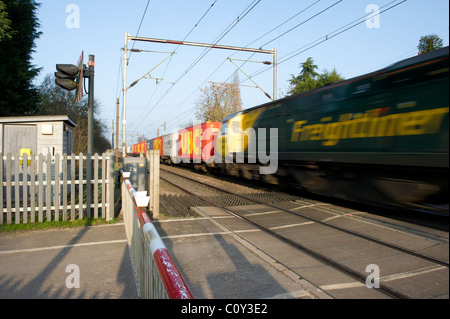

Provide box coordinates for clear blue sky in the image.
[32,0,449,146]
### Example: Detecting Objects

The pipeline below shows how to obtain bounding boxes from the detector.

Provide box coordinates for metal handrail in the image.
[120,169,193,299]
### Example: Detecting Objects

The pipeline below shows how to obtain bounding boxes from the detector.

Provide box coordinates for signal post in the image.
[55,52,95,154]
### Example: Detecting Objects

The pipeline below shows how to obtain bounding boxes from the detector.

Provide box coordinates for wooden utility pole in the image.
[116,98,120,165]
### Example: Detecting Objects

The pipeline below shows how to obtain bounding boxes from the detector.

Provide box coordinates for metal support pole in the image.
[125,35,277,100]
[121,33,279,142]
[273,48,277,101]
[127,36,273,55]
[88,55,95,154]
[122,32,129,157]
[228,58,272,100]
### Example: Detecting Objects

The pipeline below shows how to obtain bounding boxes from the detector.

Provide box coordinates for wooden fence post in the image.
[94,153,99,219]
[78,153,83,219]
[147,151,153,215]
[38,154,44,223]
[86,153,92,218]
[30,153,36,223]
[62,154,68,221]
[153,151,160,219]
[6,154,11,224]
[22,153,28,224]
[0,153,3,225]
[106,150,115,221]
[55,153,60,222]
[46,153,52,222]
[71,153,76,221]
[14,154,20,224]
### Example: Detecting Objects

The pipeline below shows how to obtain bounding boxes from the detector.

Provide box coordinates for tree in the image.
[195,72,243,122]
[299,57,320,81]
[317,69,344,87]
[288,57,344,95]
[0,1,14,42]
[0,0,41,116]
[288,57,319,95]
[418,34,444,54]
[37,74,111,154]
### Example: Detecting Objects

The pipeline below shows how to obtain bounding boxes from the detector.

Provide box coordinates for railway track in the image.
[159,166,449,299]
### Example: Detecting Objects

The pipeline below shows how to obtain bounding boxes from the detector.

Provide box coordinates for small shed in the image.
[0,115,77,156]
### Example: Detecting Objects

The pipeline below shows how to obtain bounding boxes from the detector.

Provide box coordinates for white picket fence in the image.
[1,151,115,225]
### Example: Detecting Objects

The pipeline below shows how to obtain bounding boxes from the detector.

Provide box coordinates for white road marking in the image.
[0,239,128,255]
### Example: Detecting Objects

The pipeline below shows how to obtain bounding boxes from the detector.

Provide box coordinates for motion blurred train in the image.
[132,47,449,215]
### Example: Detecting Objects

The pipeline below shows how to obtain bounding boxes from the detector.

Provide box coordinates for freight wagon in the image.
[162,132,178,164]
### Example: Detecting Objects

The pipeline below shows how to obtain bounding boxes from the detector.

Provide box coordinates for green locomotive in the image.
[216,47,449,214]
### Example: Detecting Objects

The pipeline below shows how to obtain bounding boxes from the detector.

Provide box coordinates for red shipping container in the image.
[132,141,147,155]
[178,126,193,161]
[153,136,164,156]
[178,122,221,163]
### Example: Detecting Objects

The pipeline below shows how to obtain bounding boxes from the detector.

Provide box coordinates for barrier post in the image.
[147,150,160,218]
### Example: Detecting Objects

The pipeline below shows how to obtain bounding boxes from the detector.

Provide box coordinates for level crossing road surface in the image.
[0,223,138,299]
[0,216,328,299]
[154,207,331,299]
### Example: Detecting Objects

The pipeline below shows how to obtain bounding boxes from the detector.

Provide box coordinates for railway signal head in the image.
[55,64,81,91]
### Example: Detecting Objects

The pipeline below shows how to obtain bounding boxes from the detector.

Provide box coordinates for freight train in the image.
[132,47,449,215]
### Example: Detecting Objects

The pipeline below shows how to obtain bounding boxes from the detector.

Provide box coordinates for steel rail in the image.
[162,168,449,269]
[160,170,413,299]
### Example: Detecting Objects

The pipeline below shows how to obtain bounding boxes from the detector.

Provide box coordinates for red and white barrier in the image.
[121,170,194,299]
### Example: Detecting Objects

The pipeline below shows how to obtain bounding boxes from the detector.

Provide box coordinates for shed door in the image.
[3,124,37,156]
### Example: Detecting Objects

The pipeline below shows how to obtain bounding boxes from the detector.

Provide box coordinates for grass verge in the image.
[0,217,120,233]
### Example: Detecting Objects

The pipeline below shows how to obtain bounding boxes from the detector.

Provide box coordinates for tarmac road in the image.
[0,223,138,299]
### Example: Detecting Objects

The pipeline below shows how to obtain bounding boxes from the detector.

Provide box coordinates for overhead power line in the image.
[135,0,262,130]
[215,0,341,102]
[245,0,322,49]
[246,0,407,81]
[141,0,408,135]
[159,0,339,132]
[131,0,221,132]
[260,0,343,48]
[165,0,408,133]
[130,0,151,55]
[116,0,151,100]
[143,0,220,108]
